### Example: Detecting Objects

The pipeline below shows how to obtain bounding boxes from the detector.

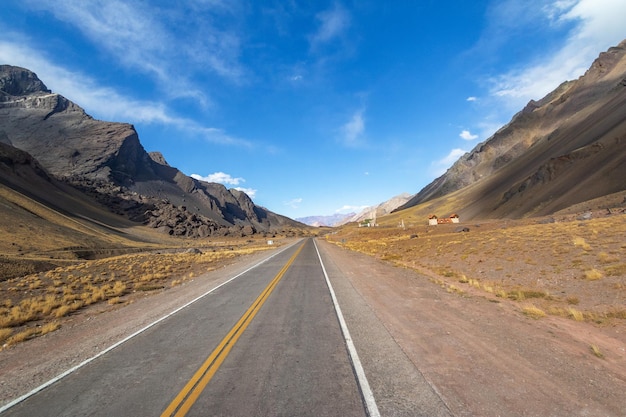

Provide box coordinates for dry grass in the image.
[584,269,604,280]
[522,304,547,319]
[1,238,278,349]
[568,307,585,321]
[590,344,604,359]
[327,212,626,326]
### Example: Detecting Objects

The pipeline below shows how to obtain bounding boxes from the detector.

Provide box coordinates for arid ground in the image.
[0,211,624,415]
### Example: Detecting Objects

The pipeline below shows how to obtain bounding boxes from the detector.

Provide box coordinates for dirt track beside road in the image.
[318,239,626,417]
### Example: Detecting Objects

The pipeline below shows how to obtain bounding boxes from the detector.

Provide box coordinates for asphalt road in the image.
[3,238,451,417]
[3,239,367,417]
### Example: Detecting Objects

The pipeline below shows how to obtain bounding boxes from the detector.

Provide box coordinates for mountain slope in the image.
[0,65,305,237]
[341,193,413,225]
[396,40,626,219]
[295,213,355,227]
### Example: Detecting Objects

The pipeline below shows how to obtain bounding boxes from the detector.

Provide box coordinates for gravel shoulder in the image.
[317,239,626,417]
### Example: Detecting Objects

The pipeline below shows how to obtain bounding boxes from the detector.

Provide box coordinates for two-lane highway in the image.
[3,239,371,416]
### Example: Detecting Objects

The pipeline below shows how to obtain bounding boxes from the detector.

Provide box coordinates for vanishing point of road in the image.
[1,238,451,417]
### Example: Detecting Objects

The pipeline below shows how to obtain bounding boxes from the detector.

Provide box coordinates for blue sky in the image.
[1,1,624,219]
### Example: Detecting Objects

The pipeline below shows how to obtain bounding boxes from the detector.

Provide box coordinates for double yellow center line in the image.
[161,243,305,417]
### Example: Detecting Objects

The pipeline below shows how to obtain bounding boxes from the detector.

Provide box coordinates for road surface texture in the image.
[2,238,625,416]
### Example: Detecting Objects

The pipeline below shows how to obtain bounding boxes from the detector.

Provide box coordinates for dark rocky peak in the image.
[148,152,170,166]
[0,65,50,98]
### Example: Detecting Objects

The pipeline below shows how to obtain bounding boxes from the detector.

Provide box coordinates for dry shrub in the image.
[6,328,40,345]
[107,297,123,305]
[568,307,585,321]
[605,308,626,320]
[40,321,60,335]
[590,344,604,359]
[597,252,619,264]
[522,304,546,319]
[0,328,12,344]
[111,280,127,295]
[584,269,603,280]
[566,296,580,305]
[572,237,592,251]
[604,263,626,276]
[40,295,61,316]
[0,304,36,327]
[496,289,508,298]
[54,305,72,318]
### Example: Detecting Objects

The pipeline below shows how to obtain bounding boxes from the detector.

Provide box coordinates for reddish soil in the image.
[318,238,626,416]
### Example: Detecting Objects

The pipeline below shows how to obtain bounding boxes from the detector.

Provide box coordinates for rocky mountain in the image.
[396,40,626,219]
[0,65,305,237]
[296,193,412,227]
[295,212,355,227]
[340,193,413,225]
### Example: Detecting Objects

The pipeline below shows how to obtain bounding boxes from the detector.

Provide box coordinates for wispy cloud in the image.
[431,148,468,177]
[191,172,257,198]
[335,204,368,214]
[0,39,251,148]
[487,0,626,110]
[309,3,351,50]
[459,130,478,141]
[284,198,303,209]
[466,96,478,102]
[23,0,245,99]
[341,109,365,146]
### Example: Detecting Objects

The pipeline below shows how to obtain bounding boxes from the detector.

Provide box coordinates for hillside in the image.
[296,213,355,227]
[0,65,306,240]
[395,40,626,220]
[340,193,413,225]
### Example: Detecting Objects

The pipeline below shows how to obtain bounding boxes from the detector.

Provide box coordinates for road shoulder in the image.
[315,238,626,417]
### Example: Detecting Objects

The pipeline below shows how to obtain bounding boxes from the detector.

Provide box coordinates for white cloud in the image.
[234,187,257,199]
[489,0,626,109]
[466,96,478,102]
[191,172,256,198]
[459,130,479,141]
[341,109,365,145]
[23,0,245,95]
[335,205,368,214]
[191,172,244,185]
[284,198,303,209]
[431,148,468,177]
[310,3,351,48]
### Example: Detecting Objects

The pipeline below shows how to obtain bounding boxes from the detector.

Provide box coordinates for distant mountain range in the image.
[0,65,306,238]
[395,39,626,220]
[295,213,356,227]
[341,193,413,225]
[296,193,413,227]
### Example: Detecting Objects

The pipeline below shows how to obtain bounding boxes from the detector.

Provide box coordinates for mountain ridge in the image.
[0,65,306,238]
[394,40,626,219]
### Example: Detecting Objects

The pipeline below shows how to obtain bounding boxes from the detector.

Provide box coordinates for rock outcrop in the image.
[0,65,304,236]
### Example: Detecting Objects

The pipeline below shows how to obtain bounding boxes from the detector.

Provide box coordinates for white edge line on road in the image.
[313,239,380,417]
[0,240,301,414]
